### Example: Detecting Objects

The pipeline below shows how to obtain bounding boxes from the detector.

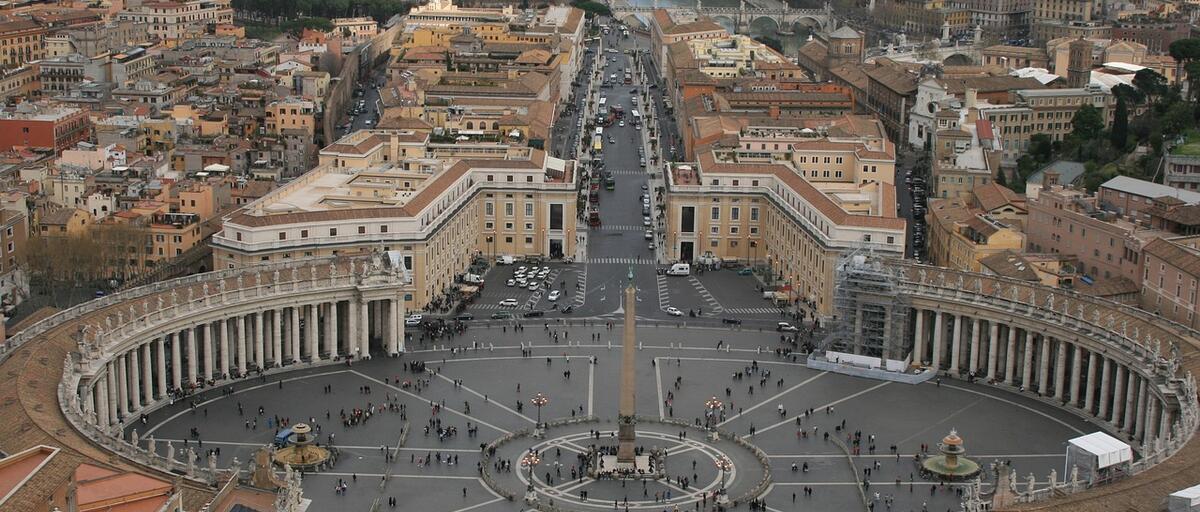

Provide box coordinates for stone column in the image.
[1053,340,1068,401]
[1003,325,1016,385]
[1084,350,1098,413]
[141,343,153,406]
[328,301,339,359]
[968,317,981,375]
[236,314,247,374]
[129,349,141,412]
[388,299,400,355]
[188,327,199,385]
[218,319,230,378]
[117,354,130,419]
[931,311,945,370]
[105,363,118,425]
[1037,335,1050,396]
[273,309,283,367]
[97,375,111,426]
[912,309,925,365]
[949,314,963,374]
[83,384,95,423]
[201,322,213,382]
[1098,357,1112,419]
[155,337,167,399]
[1144,398,1158,445]
[1110,364,1126,426]
[1068,344,1082,405]
[307,304,320,362]
[1134,377,1148,438]
[171,332,182,391]
[360,298,371,358]
[291,307,301,364]
[1123,372,1138,431]
[348,299,359,360]
[985,320,998,380]
[255,311,265,370]
[1021,330,1034,388]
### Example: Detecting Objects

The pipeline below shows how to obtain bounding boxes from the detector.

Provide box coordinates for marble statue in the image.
[330,261,338,278]
[918,268,927,284]
[116,312,124,325]
[1045,293,1054,310]
[147,436,155,454]
[273,269,281,284]
[208,452,217,474]
[187,288,194,304]
[290,267,299,282]
[236,275,244,290]
[1026,473,1036,493]
[171,289,178,305]
[186,447,196,473]
[131,429,139,446]
[955,274,964,290]
[157,296,164,311]
[202,283,210,297]
[218,279,227,294]
[166,441,175,462]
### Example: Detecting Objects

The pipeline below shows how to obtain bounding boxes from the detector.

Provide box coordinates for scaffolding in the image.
[818,250,912,365]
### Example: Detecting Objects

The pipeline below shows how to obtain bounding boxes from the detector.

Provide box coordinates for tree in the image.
[1110,96,1129,150]
[1071,105,1104,141]
[1029,133,1054,163]
[1132,69,1165,103]
[1168,38,1200,64]
[1160,100,1196,136]
[995,166,1010,190]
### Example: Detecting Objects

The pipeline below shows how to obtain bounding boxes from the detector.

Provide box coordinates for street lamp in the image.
[531,392,550,426]
[715,455,733,492]
[521,451,541,492]
[704,396,723,430]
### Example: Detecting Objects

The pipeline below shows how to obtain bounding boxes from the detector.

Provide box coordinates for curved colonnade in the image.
[0,256,1192,510]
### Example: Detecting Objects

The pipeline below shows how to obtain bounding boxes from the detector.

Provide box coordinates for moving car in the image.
[527,282,540,291]
[777,322,799,332]
[523,310,545,318]
[666,263,690,276]
[722,318,743,325]
[491,311,514,319]
[455,313,474,321]
[559,305,574,314]
[405,314,423,326]
[499,298,519,307]
[547,290,562,301]
[665,306,683,316]
[506,279,516,287]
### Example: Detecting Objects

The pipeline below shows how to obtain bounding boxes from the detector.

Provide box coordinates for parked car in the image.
[665,306,683,316]
[559,305,574,314]
[405,314,423,326]
[455,313,475,321]
[491,311,514,319]
[722,318,743,325]
[523,310,545,318]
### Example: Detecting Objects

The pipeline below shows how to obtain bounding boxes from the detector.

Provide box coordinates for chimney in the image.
[964,88,977,110]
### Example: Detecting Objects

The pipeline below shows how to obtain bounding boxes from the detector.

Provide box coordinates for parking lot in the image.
[464,260,587,318]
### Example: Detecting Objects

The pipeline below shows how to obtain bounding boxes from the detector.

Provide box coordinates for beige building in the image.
[117,0,234,41]
[1142,235,1200,329]
[212,130,578,310]
[664,117,906,318]
[927,197,1025,272]
[266,98,317,137]
[332,17,379,43]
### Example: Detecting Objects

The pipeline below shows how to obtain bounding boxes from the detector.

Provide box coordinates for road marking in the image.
[716,372,828,427]
[433,373,536,424]
[655,273,670,312]
[748,382,892,438]
[350,370,513,435]
[929,381,1086,435]
[449,497,504,512]
[765,453,1064,459]
[723,307,786,315]
[143,370,353,436]
[655,356,665,419]
[150,439,478,452]
[687,276,724,313]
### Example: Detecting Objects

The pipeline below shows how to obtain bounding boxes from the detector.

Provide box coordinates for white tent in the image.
[1068,432,1132,469]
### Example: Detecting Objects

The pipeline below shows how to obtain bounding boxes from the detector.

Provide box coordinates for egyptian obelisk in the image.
[617,268,637,463]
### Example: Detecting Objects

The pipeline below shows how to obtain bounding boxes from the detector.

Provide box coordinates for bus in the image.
[604,174,615,190]
[592,135,603,152]
[624,71,632,84]
[631,110,641,126]
[595,127,603,136]
[598,97,607,112]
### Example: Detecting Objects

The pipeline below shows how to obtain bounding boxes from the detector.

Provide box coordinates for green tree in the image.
[995,166,1010,190]
[1029,133,1053,163]
[1071,105,1104,141]
[1110,96,1129,150]
[1160,100,1196,136]
[1168,38,1200,63]
[1132,69,1165,103]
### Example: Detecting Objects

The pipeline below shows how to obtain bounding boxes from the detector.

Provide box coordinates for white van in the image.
[666,263,691,276]
[496,255,515,265]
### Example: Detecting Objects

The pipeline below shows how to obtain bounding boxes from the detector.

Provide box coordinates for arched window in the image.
[466,121,473,129]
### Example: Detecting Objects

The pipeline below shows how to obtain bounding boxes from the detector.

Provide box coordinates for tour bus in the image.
[631,110,641,126]
[598,97,607,111]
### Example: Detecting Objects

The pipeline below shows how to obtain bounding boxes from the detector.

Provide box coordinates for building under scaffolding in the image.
[819,251,913,367]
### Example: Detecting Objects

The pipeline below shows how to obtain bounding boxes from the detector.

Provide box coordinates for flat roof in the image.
[1101,175,1200,204]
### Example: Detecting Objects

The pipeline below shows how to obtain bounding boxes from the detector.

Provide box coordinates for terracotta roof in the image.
[797,40,827,64]
[865,64,918,95]
[973,182,1026,213]
[695,148,905,231]
[979,251,1039,281]
[828,63,869,92]
[1143,238,1200,275]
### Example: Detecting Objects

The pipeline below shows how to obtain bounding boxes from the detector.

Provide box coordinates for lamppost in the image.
[704,396,723,430]
[531,392,550,426]
[521,451,541,493]
[715,455,733,492]
[749,240,758,268]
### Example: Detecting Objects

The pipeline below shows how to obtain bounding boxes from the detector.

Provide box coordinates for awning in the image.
[458,284,480,293]
[1068,432,1132,469]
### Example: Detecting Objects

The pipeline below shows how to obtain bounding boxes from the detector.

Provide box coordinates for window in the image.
[381,225,388,233]
[681,206,695,233]
[329,228,338,236]
[525,237,533,244]
[505,203,514,216]
[711,207,720,220]
[278,232,286,240]
[505,222,514,230]
[525,203,533,217]
[485,202,494,216]
[731,207,740,221]
[750,207,759,221]
[549,204,564,230]
[525,223,533,230]
[358,226,366,234]
[505,236,513,243]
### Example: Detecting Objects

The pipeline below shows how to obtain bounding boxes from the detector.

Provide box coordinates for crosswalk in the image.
[599,225,648,232]
[687,276,724,313]
[586,257,657,265]
[722,307,786,315]
[571,267,588,307]
[607,170,645,176]
[655,273,670,310]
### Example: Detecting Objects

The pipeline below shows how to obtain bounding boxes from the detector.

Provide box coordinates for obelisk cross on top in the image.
[617,266,638,462]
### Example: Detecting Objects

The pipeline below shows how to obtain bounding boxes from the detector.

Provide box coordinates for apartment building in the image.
[1142,236,1200,329]
[927,197,1025,272]
[664,118,905,317]
[117,0,234,41]
[976,85,1114,164]
[907,75,1045,148]
[930,116,1003,200]
[266,98,317,137]
[0,20,46,68]
[0,103,91,154]
[649,9,727,73]
[1164,134,1200,192]
[950,0,1032,37]
[331,17,378,43]
[1026,184,1163,288]
[212,130,578,310]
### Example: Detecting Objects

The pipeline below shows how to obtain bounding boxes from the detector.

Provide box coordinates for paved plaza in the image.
[132,324,1095,512]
